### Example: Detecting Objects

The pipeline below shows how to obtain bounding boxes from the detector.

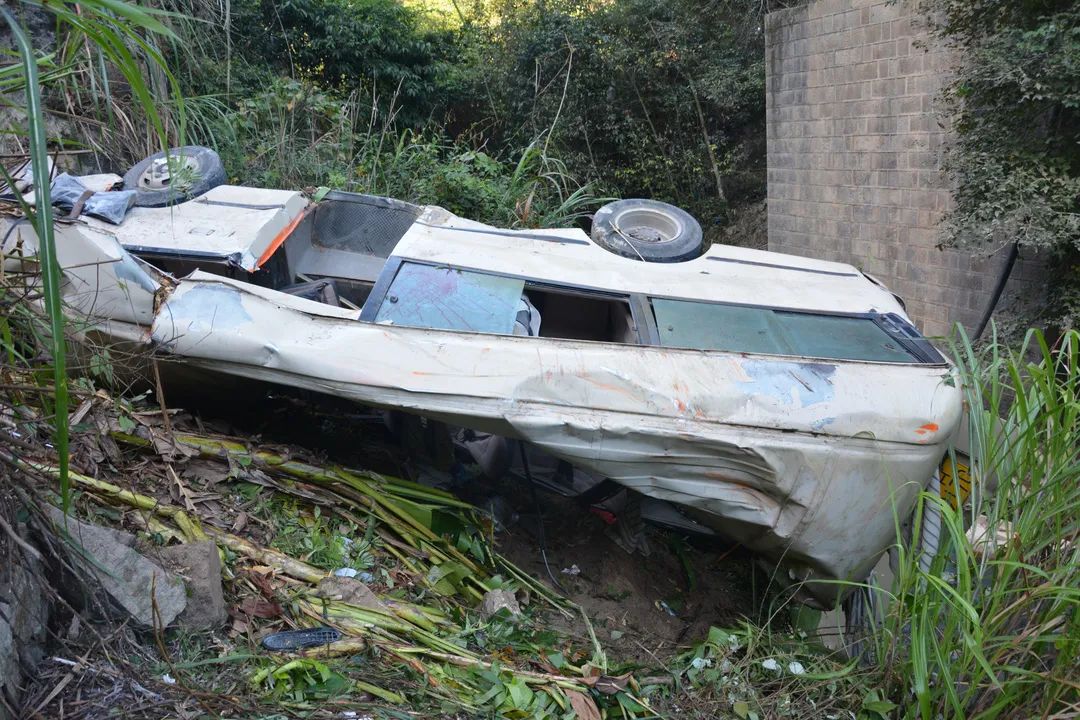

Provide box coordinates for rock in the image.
[315,575,388,612]
[479,589,521,619]
[0,605,17,719]
[1,528,50,720]
[158,542,227,630]
[47,507,186,628]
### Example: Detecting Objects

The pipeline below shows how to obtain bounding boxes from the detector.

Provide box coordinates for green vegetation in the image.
[2,1,1078,718]
[926,0,1080,328]
[1,0,186,508]
[865,328,1078,718]
[7,0,769,231]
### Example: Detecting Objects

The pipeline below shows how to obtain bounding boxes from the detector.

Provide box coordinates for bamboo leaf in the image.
[1,7,70,511]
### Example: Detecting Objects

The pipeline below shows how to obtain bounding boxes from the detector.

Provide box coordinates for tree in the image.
[926,0,1080,327]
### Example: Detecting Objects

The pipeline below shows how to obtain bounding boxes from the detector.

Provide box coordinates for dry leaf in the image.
[181,460,232,486]
[230,618,250,636]
[565,689,601,720]
[167,465,197,512]
[235,597,282,618]
[592,672,632,695]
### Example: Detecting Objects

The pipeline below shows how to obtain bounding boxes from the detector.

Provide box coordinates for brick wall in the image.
[764,0,1042,337]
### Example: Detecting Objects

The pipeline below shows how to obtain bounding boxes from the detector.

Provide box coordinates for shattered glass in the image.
[374,263,524,334]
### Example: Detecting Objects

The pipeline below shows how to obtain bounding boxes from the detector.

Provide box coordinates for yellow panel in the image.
[939,456,971,509]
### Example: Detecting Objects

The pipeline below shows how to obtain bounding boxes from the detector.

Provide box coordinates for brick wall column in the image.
[765,0,1043,337]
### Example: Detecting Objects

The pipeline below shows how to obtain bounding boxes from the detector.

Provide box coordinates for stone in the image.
[0,533,50,720]
[0,606,16,718]
[158,542,227,630]
[479,589,521,620]
[47,507,186,628]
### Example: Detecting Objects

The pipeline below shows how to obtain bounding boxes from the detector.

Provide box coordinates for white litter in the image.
[161,673,176,685]
[788,661,806,675]
[761,658,780,672]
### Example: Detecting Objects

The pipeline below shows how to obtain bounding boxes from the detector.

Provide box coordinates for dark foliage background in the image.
[140,0,771,234]
[926,0,1080,327]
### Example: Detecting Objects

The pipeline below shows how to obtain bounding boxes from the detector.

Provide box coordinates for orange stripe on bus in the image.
[255,207,308,269]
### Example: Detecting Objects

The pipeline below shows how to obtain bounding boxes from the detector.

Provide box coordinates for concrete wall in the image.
[764,0,1041,337]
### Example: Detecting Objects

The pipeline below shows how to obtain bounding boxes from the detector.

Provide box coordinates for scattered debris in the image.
[561,564,581,576]
[315,576,388,612]
[479,588,522,619]
[16,413,662,717]
[1,378,767,717]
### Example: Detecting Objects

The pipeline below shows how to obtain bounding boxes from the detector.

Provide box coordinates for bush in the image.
[229,0,456,124]
[198,75,602,228]
[451,0,767,227]
[928,0,1080,329]
[867,328,1080,717]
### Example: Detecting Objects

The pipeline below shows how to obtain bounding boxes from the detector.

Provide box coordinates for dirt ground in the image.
[185,382,766,667]
[496,494,760,666]
[6,378,782,719]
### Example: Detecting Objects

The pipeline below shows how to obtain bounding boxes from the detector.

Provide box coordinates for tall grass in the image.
[2,0,187,507]
[3,7,70,509]
[870,328,1080,718]
[210,77,607,228]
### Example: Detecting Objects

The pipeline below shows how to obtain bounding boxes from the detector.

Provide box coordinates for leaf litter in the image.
[5,382,873,719]
[14,389,680,718]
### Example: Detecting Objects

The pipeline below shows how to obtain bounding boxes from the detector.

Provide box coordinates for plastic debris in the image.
[50,173,137,224]
[333,566,374,583]
[261,627,342,651]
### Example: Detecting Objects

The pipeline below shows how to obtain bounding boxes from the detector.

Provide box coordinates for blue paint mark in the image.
[169,284,252,330]
[811,416,836,431]
[737,359,835,407]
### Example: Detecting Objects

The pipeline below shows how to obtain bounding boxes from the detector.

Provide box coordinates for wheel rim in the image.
[611,207,683,244]
[137,153,199,191]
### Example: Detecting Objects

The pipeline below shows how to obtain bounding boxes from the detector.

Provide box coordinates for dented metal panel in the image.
[152,275,963,606]
[81,185,308,270]
[394,207,908,317]
[2,218,162,326]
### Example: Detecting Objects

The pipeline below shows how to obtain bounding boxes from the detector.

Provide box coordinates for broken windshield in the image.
[651,298,926,363]
[373,262,524,334]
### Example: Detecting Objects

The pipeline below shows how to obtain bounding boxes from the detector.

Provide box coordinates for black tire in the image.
[591,199,704,262]
[123,145,226,208]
